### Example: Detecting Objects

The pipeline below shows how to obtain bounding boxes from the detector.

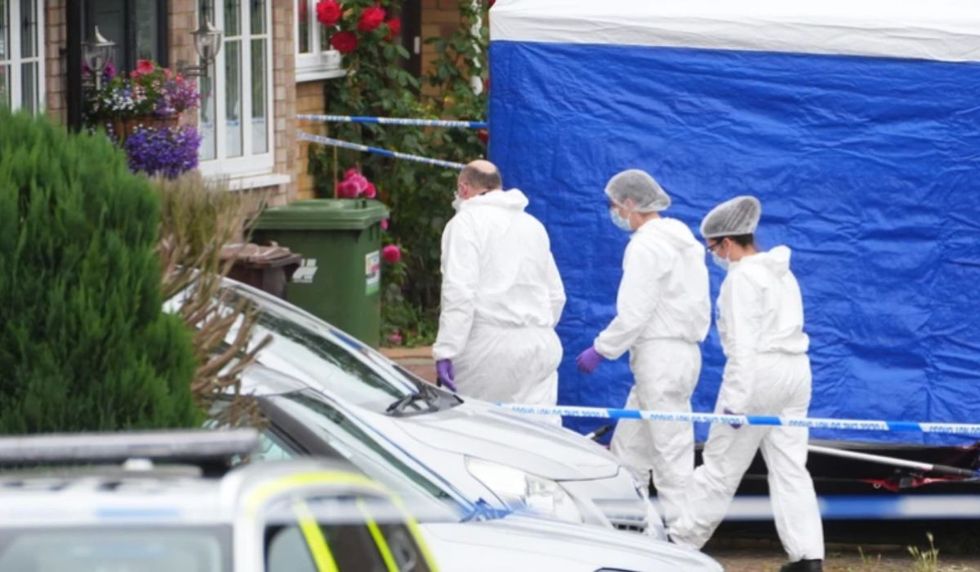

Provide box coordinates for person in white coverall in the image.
[575,169,710,528]
[670,196,825,572]
[432,160,566,416]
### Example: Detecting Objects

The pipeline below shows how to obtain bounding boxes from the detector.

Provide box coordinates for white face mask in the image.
[711,251,730,271]
[609,206,633,232]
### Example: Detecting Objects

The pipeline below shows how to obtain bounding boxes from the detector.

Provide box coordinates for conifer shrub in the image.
[0,109,200,432]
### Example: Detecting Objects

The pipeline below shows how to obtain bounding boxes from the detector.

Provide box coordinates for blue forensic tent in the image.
[488,0,980,445]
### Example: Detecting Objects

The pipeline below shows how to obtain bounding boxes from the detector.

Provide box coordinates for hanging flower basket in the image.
[110,115,180,143]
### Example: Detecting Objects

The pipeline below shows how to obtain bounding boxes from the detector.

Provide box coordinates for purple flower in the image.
[103,60,117,83]
[124,125,202,179]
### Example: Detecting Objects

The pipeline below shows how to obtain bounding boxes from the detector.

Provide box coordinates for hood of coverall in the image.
[457,188,530,212]
[740,245,793,276]
[635,217,702,251]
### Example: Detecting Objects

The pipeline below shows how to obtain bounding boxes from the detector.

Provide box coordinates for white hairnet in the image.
[700,196,762,238]
[604,169,671,212]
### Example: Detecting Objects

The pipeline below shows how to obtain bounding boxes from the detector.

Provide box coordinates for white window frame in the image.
[0,0,45,113]
[294,0,344,83]
[198,0,275,178]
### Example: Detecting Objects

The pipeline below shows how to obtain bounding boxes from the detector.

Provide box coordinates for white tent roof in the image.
[490,0,980,63]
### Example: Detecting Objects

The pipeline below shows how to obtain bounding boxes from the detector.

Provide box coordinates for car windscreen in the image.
[268,392,464,523]
[223,285,438,410]
[0,526,231,572]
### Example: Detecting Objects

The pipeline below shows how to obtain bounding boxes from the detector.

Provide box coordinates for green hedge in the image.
[0,110,199,432]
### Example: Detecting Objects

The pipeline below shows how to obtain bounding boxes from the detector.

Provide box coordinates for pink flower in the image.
[363,182,377,199]
[358,5,386,32]
[381,218,389,230]
[382,244,402,264]
[133,59,155,77]
[330,31,358,54]
[344,167,360,179]
[336,179,360,198]
[316,0,341,26]
[387,331,403,345]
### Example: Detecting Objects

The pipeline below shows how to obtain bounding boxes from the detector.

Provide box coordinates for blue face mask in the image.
[609,207,632,232]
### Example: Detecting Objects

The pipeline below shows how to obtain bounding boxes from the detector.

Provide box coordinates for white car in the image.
[213,279,662,537]
[0,431,439,572]
[232,365,722,571]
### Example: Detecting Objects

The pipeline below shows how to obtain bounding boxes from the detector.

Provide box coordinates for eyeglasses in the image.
[707,240,723,253]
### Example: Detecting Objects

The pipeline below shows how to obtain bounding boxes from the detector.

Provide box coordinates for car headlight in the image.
[464,457,583,524]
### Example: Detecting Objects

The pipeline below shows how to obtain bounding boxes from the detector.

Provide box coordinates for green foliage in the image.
[309,0,488,346]
[0,109,200,432]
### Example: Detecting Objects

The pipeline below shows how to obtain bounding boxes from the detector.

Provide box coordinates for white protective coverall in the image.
[596,218,710,526]
[671,246,825,561]
[433,189,566,411]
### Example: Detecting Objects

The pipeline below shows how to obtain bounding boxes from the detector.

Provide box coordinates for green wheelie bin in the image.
[251,198,389,347]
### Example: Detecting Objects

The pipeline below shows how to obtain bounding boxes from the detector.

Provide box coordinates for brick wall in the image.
[272,1,298,202]
[296,80,327,200]
[168,0,197,82]
[421,0,463,89]
[44,0,67,124]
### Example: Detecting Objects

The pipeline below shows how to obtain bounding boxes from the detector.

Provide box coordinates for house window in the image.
[0,0,44,113]
[199,0,274,177]
[294,0,343,82]
[83,0,168,72]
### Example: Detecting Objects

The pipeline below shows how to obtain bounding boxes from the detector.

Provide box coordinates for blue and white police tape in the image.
[298,131,465,170]
[298,114,488,129]
[709,495,980,521]
[495,403,980,437]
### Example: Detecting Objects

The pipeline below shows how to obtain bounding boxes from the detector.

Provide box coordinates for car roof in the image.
[0,432,392,528]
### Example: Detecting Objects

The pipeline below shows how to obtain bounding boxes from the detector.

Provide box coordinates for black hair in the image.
[719,234,755,247]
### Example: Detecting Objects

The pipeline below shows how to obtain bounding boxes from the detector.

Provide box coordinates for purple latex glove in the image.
[723,408,743,430]
[436,359,457,392]
[576,346,604,374]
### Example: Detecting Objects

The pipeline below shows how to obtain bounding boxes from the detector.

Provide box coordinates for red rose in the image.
[382,244,402,264]
[477,129,489,145]
[358,5,386,33]
[384,18,401,41]
[330,31,358,54]
[316,0,341,26]
[363,183,377,199]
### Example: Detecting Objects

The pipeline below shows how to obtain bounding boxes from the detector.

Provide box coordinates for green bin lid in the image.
[253,199,389,231]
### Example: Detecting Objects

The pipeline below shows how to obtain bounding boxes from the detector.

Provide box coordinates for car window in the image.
[263,496,432,572]
[251,428,296,462]
[0,527,231,572]
[265,526,316,572]
[269,393,463,522]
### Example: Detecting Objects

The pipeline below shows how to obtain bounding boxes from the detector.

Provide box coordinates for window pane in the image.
[297,0,310,54]
[199,73,216,160]
[250,38,267,154]
[224,39,242,157]
[20,61,34,114]
[135,0,160,62]
[87,0,125,69]
[0,0,8,61]
[20,0,36,58]
[224,0,240,37]
[251,0,266,35]
[0,65,9,109]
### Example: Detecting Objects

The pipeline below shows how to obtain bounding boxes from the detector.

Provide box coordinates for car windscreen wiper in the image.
[386,382,461,416]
